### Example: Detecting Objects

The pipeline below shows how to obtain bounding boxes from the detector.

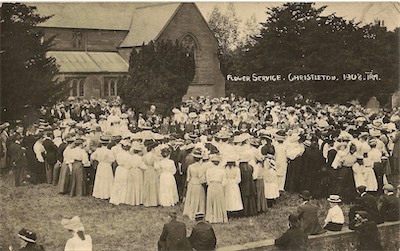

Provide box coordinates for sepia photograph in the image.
[0,1,399,250]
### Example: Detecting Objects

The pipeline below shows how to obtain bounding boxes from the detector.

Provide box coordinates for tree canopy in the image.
[119,39,195,114]
[1,3,66,121]
[218,3,399,105]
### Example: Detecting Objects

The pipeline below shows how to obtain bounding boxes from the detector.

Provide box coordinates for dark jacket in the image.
[42,138,58,166]
[158,219,191,251]
[8,141,27,167]
[298,201,324,235]
[379,194,400,222]
[19,242,45,251]
[275,226,308,250]
[355,220,384,251]
[189,221,217,251]
[358,193,383,224]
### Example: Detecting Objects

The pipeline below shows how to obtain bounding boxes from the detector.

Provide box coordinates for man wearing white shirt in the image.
[323,195,344,231]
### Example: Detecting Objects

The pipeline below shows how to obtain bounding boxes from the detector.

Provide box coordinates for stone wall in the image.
[216,221,400,251]
[157,3,225,98]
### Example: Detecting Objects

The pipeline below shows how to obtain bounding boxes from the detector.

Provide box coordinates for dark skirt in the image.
[324,222,343,231]
[69,161,87,197]
[239,162,257,217]
[255,178,267,213]
[58,162,71,194]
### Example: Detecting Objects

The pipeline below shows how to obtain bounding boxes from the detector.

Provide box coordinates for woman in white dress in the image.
[263,153,279,208]
[62,216,92,251]
[352,154,366,188]
[126,142,146,206]
[91,136,115,199]
[206,155,228,223]
[224,160,243,217]
[109,140,132,205]
[155,146,179,207]
[183,149,206,220]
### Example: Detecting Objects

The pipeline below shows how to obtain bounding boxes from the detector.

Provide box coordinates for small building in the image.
[34,2,225,100]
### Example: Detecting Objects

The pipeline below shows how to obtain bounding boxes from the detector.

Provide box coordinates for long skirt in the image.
[109,166,129,205]
[255,179,267,213]
[58,162,71,194]
[142,168,159,207]
[69,161,87,197]
[92,162,114,199]
[183,183,205,220]
[206,182,228,223]
[126,168,144,206]
[225,181,243,211]
[159,173,179,207]
[338,167,356,203]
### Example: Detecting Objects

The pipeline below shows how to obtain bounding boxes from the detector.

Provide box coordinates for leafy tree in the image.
[120,39,195,114]
[230,2,399,105]
[0,3,66,121]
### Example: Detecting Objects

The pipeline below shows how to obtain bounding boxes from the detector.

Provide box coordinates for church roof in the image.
[119,3,182,48]
[47,51,128,73]
[29,3,141,30]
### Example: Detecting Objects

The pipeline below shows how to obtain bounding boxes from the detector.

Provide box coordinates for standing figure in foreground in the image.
[156,146,179,207]
[62,216,92,251]
[353,211,384,251]
[90,136,115,199]
[205,155,228,223]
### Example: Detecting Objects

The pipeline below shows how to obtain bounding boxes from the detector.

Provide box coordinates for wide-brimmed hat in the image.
[0,122,10,130]
[99,135,111,144]
[210,155,222,162]
[327,195,342,203]
[18,228,37,243]
[61,216,84,232]
[192,148,203,158]
[300,190,311,200]
[131,141,143,151]
[383,184,394,192]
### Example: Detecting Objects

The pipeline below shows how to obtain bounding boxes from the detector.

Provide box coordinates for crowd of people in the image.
[1,93,400,250]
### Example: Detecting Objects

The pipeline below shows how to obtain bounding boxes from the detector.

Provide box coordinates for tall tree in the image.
[120,40,195,114]
[0,3,66,121]
[233,2,398,105]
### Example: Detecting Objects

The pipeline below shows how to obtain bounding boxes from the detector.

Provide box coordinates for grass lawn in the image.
[1,173,359,251]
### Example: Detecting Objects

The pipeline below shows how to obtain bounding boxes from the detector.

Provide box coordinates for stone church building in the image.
[34,3,225,100]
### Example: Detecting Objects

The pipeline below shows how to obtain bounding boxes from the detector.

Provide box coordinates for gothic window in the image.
[104,77,118,97]
[68,77,85,97]
[180,34,197,59]
[72,31,84,49]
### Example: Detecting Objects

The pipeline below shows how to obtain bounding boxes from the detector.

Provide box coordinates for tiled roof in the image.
[119,3,182,47]
[47,51,128,73]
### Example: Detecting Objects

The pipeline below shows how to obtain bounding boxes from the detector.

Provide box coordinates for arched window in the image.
[68,77,85,97]
[180,33,197,59]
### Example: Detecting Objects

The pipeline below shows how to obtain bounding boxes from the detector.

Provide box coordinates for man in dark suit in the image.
[353,211,384,251]
[8,133,27,186]
[42,130,58,184]
[275,213,308,251]
[158,211,191,251]
[297,190,326,235]
[349,186,382,230]
[189,213,217,251]
[379,184,400,222]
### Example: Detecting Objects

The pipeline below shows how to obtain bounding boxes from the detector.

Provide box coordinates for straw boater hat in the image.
[18,228,37,243]
[383,184,394,192]
[327,195,342,203]
[99,135,111,144]
[62,216,84,232]
[210,155,222,162]
[195,212,205,220]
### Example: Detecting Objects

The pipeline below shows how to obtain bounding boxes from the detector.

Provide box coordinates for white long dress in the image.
[352,162,366,188]
[224,166,243,211]
[156,158,179,207]
[126,154,146,206]
[91,146,115,199]
[273,141,288,191]
[109,150,132,205]
[263,159,279,199]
